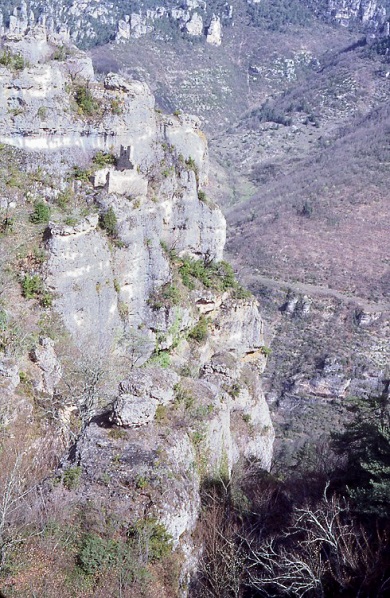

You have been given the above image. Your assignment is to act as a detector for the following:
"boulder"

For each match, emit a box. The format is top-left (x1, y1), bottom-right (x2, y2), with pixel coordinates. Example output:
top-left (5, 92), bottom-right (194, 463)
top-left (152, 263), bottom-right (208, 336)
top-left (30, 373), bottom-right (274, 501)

top-left (31, 337), bottom-right (62, 396)
top-left (111, 367), bottom-right (179, 426)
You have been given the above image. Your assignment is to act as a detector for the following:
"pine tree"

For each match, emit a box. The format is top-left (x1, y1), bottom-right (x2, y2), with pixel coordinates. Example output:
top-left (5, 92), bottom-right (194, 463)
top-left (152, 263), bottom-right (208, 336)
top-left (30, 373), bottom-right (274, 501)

top-left (332, 393), bottom-right (390, 517)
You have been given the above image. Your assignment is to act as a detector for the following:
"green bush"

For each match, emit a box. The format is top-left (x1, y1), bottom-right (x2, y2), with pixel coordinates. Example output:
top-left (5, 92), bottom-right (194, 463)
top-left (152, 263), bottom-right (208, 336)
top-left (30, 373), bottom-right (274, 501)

top-left (6, 168), bottom-right (25, 189)
top-left (30, 202), bottom-right (51, 224)
top-left (233, 285), bottom-right (252, 300)
top-left (21, 274), bottom-right (43, 299)
top-left (52, 45), bottom-right (71, 61)
top-left (148, 284), bottom-right (181, 310)
top-left (110, 99), bottom-right (123, 115)
top-left (161, 167), bottom-right (174, 178)
top-left (179, 257), bottom-right (212, 290)
top-left (62, 466), bottom-right (82, 490)
top-left (174, 383), bottom-right (195, 409)
top-left (74, 85), bottom-right (100, 116)
top-left (72, 166), bottom-right (92, 182)
top-left (185, 157), bottom-right (196, 169)
top-left (92, 151), bottom-right (116, 168)
top-left (37, 106), bottom-right (47, 120)
top-left (128, 519), bottom-right (172, 562)
top-left (332, 394), bottom-right (390, 517)
top-left (64, 216), bottom-right (78, 226)
top-left (99, 206), bottom-right (118, 237)
top-left (148, 350), bottom-right (171, 368)
top-left (0, 49), bottom-right (26, 71)
top-left (188, 316), bottom-right (208, 343)
top-left (21, 274), bottom-right (52, 307)
top-left (185, 156), bottom-right (198, 182)
top-left (192, 430), bottom-right (205, 446)
top-left (78, 533), bottom-right (119, 575)
top-left (260, 346), bottom-right (272, 357)
top-left (198, 190), bottom-right (207, 202)
top-left (135, 474), bottom-right (149, 489)
top-left (179, 257), bottom-right (243, 294)
top-left (40, 291), bottom-right (53, 308)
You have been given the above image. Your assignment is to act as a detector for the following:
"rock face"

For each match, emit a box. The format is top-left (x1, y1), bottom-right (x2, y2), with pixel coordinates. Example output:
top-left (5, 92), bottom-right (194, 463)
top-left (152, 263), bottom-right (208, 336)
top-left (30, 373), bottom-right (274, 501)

top-left (0, 358), bottom-right (20, 396)
top-left (0, 0), bottom-right (388, 55)
top-left (111, 368), bottom-right (180, 427)
top-left (290, 356), bottom-right (351, 399)
top-left (0, 69), bottom-right (157, 165)
top-left (0, 30), bottom-right (274, 586)
top-left (67, 421), bottom-right (201, 549)
top-left (65, 345), bottom-right (274, 552)
top-left (46, 219), bottom-right (122, 349)
top-left (206, 14), bottom-right (222, 46)
top-left (31, 337), bottom-right (62, 395)
top-left (186, 12), bottom-right (204, 36)
top-left (0, 0), bottom-right (234, 48)
top-left (328, 0), bottom-right (387, 28)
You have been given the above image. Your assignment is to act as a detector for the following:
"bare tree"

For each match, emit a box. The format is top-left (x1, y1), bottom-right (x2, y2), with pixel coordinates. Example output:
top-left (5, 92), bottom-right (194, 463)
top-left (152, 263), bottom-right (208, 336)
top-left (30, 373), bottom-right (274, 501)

top-left (195, 481), bottom-right (246, 598)
top-left (0, 426), bottom-right (58, 568)
top-left (246, 487), bottom-right (387, 597)
top-left (115, 326), bottom-right (154, 369)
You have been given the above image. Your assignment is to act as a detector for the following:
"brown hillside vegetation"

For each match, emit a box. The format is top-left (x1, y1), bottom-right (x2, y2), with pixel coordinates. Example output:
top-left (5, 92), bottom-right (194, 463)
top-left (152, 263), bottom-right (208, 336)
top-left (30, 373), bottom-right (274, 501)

top-left (226, 102), bottom-right (390, 301)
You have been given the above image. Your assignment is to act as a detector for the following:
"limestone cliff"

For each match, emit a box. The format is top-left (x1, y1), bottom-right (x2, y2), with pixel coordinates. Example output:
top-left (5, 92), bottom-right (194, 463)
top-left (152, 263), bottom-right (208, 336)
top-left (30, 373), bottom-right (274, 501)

top-left (0, 0), bottom-right (231, 48)
top-left (328, 0), bottom-right (388, 29)
top-left (1, 0), bottom-right (388, 52)
top-left (0, 27), bottom-right (274, 591)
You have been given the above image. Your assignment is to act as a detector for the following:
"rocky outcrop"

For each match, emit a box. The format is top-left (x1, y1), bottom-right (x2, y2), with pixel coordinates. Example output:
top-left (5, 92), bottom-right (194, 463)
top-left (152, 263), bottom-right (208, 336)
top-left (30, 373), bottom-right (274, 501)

top-left (290, 356), bottom-right (351, 399)
top-left (246, 0), bottom-right (389, 30)
top-left (64, 348), bottom-right (274, 548)
top-left (0, 1), bottom-right (234, 48)
top-left (31, 337), bottom-right (62, 396)
top-left (186, 12), bottom-right (204, 36)
top-left (206, 14), bottom-right (222, 46)
top-left (0, 59), bottom-right (208, 178)
top-left (1, 0), bottom-right (388, 55)
top-left (111, 368), bottom-right (180, 427)
top-left (0, 53), bottom-right (219, 351)
top-left (63, 420), bottom-right (201, 548)
top-left (46, 220), bottom-right (122, 349)
top-left (0, 358), bottom-right (20, 395)
top-left (0, 30), bottom-right (274, 591)
top-left (0, 68), bottom-right (158, 167)
top-left (328, 0), bottom-right (387, 29)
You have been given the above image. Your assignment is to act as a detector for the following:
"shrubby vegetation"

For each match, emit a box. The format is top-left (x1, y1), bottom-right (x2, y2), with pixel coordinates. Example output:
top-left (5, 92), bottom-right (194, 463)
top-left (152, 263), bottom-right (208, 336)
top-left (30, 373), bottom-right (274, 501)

top-left (0, 48), bottom-right (26, 71)
top-left (247, 0), bottom-right (314, 31)
top-left (192, 393), bottom-right (390, 597)
top-left (188, 315), bottom-right (209, 343)
top-left (52, 45), bottom-right (72, 61)
top-left (147, 283), bottom-right (181, 310)
top-left (0, 483), bottom-right (177, 597)
top-left (178, 256), bottom-right (246, 295)
top-left (99, 206), bottom-right (118, 238)
top-left (92, 151), bottom-right (116, 168)
top-left (29, 201), bottom-right (51, 224)
top-left (21, 273), bottom-right (52, 306)
top-left (158, 244), bottom-right (252, 302)
top-left (332, 394), bottom-right (390, 518)
top-left (246, 101), bottom-right (293, 128)
top-left (74, 84), bottom-right (100, 116)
